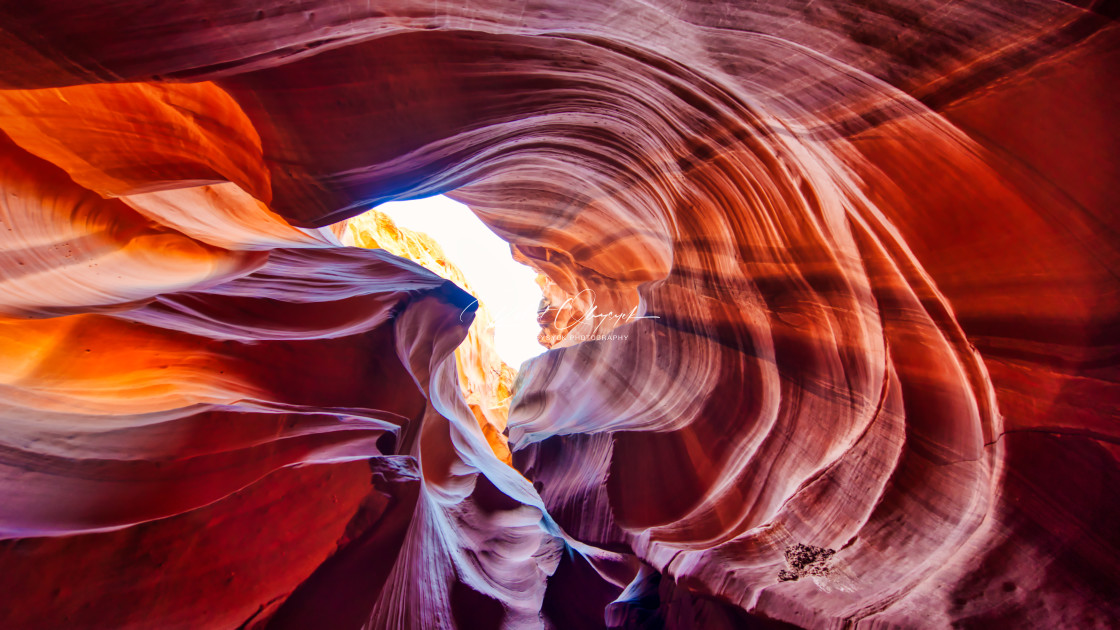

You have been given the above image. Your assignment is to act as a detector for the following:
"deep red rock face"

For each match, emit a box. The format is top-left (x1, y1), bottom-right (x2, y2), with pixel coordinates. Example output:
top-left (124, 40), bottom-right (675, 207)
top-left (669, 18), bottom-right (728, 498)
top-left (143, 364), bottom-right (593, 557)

top-left (0, 2), bottom-right (1118, 629)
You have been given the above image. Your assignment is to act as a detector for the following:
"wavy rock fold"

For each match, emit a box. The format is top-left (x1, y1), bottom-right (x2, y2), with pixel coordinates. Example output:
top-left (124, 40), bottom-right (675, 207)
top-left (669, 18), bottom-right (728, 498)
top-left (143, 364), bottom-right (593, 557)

top-left (0, 1), bottom-right (1117, 628)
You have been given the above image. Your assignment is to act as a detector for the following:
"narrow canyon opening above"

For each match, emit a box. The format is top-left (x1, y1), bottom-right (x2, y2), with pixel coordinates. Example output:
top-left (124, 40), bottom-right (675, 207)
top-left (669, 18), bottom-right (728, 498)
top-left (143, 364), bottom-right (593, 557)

top-left (343, 194), bottom-right (547, 368)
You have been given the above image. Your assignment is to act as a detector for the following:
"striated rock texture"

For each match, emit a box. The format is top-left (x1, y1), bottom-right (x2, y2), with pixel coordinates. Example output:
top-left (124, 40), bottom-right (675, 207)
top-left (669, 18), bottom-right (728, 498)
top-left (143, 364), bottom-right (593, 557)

top-left (342, 210), bottom-right (517, 464)
top-left (0, 1), bottom-right (1117, 629)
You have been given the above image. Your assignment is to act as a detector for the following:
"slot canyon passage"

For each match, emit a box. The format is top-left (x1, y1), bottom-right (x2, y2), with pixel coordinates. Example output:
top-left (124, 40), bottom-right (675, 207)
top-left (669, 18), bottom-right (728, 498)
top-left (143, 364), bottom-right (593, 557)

top-left (0, 0), bottom-right (1117, 628)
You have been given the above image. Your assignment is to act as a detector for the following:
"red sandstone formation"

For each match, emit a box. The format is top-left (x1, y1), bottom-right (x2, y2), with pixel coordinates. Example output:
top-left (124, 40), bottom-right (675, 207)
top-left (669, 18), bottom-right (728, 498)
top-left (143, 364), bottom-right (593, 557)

top-left (0, 1), bottom-right (1117, 629)
top-left (342, 210), bottom-right (517, 464)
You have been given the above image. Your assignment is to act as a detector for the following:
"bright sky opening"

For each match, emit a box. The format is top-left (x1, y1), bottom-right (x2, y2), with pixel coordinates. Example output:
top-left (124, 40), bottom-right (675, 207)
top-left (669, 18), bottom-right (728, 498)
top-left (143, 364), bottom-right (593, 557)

top-left (377, 195), bottom-right (547, 368)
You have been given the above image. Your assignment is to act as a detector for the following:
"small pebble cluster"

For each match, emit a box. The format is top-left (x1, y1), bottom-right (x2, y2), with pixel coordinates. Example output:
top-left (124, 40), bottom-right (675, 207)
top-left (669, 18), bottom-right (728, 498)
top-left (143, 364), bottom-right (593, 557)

top-left (778, 543), bottom-right (836, 582)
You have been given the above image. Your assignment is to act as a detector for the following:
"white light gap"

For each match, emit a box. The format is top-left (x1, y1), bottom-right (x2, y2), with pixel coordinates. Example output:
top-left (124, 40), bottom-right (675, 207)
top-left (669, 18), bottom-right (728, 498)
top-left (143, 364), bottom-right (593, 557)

top-left (377, 195), bottom-right (546, 368)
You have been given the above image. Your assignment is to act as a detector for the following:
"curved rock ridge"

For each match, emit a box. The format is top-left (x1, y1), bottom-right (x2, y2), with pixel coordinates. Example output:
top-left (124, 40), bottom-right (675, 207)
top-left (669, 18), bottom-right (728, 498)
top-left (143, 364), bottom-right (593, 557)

top-left (0, 70), bottom-right (560, 630)
top-left (342, 209), bottom-right (518, 464)
top-left (0, 1), bottom-right (1117, 629)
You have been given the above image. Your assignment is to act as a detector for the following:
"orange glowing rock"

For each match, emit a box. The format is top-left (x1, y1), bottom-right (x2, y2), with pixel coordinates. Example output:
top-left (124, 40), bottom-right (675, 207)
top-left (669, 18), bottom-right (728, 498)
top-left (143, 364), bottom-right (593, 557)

top-left (0, 2), bottom-right (1116, 629)
top-left (341, 209), bottom-right (516, 464)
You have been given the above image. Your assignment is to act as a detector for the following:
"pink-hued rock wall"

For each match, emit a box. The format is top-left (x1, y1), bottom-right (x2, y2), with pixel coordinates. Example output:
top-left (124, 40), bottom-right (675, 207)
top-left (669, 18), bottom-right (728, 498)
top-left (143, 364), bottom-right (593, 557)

top-left (0, 2), bottom-right (1116, 628)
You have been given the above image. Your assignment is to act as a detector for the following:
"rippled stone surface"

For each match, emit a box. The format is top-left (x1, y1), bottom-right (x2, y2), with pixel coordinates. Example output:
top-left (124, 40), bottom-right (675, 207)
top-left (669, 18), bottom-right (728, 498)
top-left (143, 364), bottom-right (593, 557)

top-left (342, 209), bottom-right (517, 464)
top-left (0, 1), bottom-right (1117, 628)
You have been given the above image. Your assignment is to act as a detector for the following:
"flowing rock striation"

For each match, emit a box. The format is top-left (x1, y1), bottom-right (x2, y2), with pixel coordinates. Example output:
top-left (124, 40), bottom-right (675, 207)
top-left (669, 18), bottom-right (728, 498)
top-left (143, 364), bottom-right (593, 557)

top-left (342, 209), bottom-right (517, 464)
top-left (0, 1), bottom-right (1117, 629)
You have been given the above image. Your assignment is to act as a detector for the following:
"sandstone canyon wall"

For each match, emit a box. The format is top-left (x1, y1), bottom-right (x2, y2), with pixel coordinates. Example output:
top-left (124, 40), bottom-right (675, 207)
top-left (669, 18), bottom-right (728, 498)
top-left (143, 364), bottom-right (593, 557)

top-left (341, 210), bottom-right (516, 464)
top-left (0, 1), bottom-right (1117, 629)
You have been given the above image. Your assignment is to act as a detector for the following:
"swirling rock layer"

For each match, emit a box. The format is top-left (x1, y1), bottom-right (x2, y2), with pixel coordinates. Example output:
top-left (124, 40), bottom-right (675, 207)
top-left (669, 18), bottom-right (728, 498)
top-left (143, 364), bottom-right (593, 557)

top-left (0, 2), bottom-right (1117, 629)
top-left (341, 210), bottom-right (516, 463)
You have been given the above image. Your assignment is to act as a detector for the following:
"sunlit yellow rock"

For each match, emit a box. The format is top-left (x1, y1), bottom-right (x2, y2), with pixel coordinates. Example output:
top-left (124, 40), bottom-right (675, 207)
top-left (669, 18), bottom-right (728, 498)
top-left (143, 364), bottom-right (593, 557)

top-left (342, 209), bottom-right (516, 464)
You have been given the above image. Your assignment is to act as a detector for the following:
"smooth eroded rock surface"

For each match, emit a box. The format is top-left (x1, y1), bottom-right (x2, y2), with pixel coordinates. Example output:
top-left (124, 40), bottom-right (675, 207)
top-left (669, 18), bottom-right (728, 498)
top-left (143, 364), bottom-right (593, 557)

top-left (0, 1), bottom-right (1117, 628)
